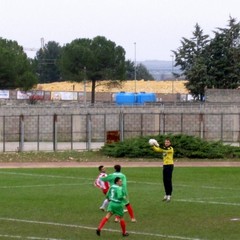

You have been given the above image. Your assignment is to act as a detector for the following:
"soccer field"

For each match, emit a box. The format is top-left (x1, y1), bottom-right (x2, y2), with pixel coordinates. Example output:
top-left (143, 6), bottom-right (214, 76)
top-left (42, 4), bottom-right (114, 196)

top-left (0, 167), bottom-right (239, 240)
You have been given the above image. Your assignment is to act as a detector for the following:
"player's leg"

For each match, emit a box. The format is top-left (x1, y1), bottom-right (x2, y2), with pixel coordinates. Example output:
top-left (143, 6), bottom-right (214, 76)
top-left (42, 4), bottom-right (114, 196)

top-left (115, 204), bottom-right (129, 236)
top-left (163, 165), bottom-right (174, 202)
top-left (125, 203), bottom-right (136, 222)
top-left (99, 198), bottom-right (109, 211)
top-left (162, 165), bottom-right (169, 200)
top-left (119, 217), bottom-right (129, 237)
top-left (96, 212), bottom-right (112, 236)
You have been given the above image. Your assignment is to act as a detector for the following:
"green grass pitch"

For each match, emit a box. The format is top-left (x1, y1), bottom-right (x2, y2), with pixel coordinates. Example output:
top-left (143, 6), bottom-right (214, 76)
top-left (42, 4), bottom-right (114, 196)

top-left (0, 166), bottom-right (240, 240)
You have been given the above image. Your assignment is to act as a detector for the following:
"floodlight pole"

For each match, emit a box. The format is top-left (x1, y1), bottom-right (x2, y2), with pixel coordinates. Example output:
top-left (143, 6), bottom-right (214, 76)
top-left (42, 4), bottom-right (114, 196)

top-left (84, 67), bottom-right (87, 107)
top-left (134, 42), bottom-right (137, 93)
top-left (171, 55), bottom-right (174, 94)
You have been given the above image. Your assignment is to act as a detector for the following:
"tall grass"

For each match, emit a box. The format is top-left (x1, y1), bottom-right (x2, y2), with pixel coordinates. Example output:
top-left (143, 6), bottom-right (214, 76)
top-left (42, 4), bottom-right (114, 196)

top-left (0, 167), bottom-right (239, 239)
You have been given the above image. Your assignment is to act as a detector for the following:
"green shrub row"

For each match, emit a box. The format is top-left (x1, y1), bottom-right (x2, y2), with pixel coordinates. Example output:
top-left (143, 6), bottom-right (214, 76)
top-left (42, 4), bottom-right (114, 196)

top-left (100, 134), bottom-right (240, 159)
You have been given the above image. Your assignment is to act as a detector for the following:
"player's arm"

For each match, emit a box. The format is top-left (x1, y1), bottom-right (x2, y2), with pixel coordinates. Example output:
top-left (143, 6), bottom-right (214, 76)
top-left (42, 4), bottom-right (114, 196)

top-left (152, 145), bottom-right (163, 153)
top-left (106, 187), bottom-right (111, 200)
top-left (94, 175), bottom-right (102, 188)
top-left (152, 145), bottom-right (173, 154)
top-left (122, 176), bottom-right (128, 196)
top-left (94, 179), bottom-right (100, 188)
top-left (100, 174), bottom-right (113, 182)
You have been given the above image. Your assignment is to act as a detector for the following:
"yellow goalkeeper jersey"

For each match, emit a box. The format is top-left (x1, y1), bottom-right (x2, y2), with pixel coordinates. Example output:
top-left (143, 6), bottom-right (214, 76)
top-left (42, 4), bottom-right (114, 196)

top-left (152, 145), bottom-right (174, 165)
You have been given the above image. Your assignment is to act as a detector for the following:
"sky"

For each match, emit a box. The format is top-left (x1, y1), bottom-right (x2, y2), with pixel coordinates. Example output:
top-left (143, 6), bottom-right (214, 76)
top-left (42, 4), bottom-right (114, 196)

top-left (1, 0), bottom-right (240, 61)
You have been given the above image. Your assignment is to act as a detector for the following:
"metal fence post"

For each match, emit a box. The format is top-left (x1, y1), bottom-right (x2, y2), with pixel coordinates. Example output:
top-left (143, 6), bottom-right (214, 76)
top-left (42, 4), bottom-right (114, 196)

top-left (71, 114), bottom-right (73, 150)
top-left (86, 113), bottom-right (91, 150)
top-left (19, 114), bottom-right (24, 152)
top-left (3, 116), bottom-right (6, 152)
top-left (180, 113), bottom-right (183, 134)
top-left (221, 113), bottom-right (223, 141)
top-left (159, 113), bottom-right (163, 135)
top-left (238, 113), bottom-right (240, 146)
top-left (119, 111), bottom-right (124, 141)
top-left (162, 113), bottom-right (166, 134)
top-left (53, 114), bottom-right (57, 151)
top-left (37, 115), bottom-right (40, 151)
top-left (104, 113), bottom-right (107, 143)
top-left (199, 113), bottom-right (204, 139)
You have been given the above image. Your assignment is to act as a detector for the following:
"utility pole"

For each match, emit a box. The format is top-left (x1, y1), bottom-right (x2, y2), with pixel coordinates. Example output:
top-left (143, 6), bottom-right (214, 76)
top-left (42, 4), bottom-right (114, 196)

top-left (41, 37), bottom-right (45, 50)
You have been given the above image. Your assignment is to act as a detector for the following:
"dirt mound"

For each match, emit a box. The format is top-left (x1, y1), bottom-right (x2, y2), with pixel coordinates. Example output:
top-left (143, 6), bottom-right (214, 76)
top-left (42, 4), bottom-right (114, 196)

top-left (36, 80), bottom-right (189, 94)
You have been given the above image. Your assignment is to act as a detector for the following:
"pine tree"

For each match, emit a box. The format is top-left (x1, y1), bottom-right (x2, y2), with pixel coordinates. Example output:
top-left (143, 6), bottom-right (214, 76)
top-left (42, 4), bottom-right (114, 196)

top-left (173, 17), bottom-right (240, 101)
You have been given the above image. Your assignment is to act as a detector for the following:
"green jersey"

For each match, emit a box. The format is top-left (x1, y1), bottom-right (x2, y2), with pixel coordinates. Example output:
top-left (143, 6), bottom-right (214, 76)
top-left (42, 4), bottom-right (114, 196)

top-left (101, 172), bottom-right (128, 196)
top-left (106, 184), bottom-right (125, 203)
top-left (106, 183), bottom-right (126, 217)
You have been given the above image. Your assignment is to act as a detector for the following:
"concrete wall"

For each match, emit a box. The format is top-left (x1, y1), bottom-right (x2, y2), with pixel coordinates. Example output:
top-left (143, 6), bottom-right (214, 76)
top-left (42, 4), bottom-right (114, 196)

top-left (1, 89), bottom-right (240, 151)
top-left (0, 102), bottom-right (239, 144)
top-left (205, 89), bottom-right (240, 102)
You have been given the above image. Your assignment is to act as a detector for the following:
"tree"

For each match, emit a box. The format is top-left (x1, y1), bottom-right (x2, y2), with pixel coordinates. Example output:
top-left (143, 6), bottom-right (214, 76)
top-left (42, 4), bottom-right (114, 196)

top-left (34, 41), bottom-right (62, 83)
top-left (125, 60), bottom-right (135, 80)
top-left (172, 23), bottom-right (209, 100)
top-left (125, 60), bottom-right (154, 80)
top-left (204, 17), bottom-right (240, 89)
top-left (173, 18), bottom-right (240, 100)
top-left (136, 63), bottom-right (154, 80)
top-left (60, 36), bottom-right (126, 104)
top-left (0, 38), bottom-right (38, 90)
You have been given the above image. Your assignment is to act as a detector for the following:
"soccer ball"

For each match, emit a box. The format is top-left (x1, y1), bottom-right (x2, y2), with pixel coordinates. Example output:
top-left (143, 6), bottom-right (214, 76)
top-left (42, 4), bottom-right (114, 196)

top-left (148, 139), bottom-right (159, 147)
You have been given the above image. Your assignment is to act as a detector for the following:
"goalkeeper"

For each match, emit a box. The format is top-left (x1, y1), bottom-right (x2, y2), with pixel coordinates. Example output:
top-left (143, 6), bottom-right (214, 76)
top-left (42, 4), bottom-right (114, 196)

top-left (150, 138), bottom-right (174, 202)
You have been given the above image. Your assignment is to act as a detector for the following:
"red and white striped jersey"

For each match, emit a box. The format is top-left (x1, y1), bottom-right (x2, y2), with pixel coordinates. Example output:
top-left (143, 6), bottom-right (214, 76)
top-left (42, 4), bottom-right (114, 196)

top-left (94, 172), bottom-right (110, 192)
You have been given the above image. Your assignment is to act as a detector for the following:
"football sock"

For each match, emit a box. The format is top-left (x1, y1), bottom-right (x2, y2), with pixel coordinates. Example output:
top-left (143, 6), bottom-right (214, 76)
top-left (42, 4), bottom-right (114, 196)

top-left (98, 217), bottom-right (108, 230)
top-left (120, 219), bottom-right (126, 234)
top-left (126, 203), bottom-right (135, 219)
top-left (102, 199), bottom-right (109, 208)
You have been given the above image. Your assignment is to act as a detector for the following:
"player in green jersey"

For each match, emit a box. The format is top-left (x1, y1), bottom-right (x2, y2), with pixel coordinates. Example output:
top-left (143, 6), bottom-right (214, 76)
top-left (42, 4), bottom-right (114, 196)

top-left (96, 177), bottom-right (129, 237)
top-left (100, 164), bottom-right (136, 222)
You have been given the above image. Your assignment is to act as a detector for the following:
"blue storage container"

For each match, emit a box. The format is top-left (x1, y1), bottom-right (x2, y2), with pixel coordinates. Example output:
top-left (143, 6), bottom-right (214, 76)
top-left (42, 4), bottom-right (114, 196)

top-left (115, 92), bottom-right (136, 105)
top-left (136, 92), bottom-right (156, 104)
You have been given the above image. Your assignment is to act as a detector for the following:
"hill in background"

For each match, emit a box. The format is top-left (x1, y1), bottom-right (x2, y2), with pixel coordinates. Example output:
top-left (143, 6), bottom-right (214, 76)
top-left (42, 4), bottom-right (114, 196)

top-left (139, 60), bottom-right (182, 80)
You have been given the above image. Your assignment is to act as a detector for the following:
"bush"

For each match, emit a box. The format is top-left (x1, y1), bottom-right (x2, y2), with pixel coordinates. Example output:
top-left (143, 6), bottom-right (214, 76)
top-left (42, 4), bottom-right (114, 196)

top-left (100, 134), bottom-right (240, 159)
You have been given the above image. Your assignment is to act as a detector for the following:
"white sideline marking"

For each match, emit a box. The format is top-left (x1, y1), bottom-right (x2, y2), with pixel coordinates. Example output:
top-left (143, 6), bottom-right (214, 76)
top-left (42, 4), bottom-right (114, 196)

top-left (0, 183), bottom-right (90, 189)
top-left (176, 199), bottom-right (240, 206)
top-left (131, 181), bottom-right (239, 191)
top-left (174, 183), bottom-right (237, 191)
top-left (0, 217), bottom-right (205, 240)
top-left (2, 171), bottom-right (238, 191)
top-left (0, 171), bottom-right (93, 181)
top-left (201, 185), bottom-right (236, 190)
top-left (0, 234), bottom-right (63, 240)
